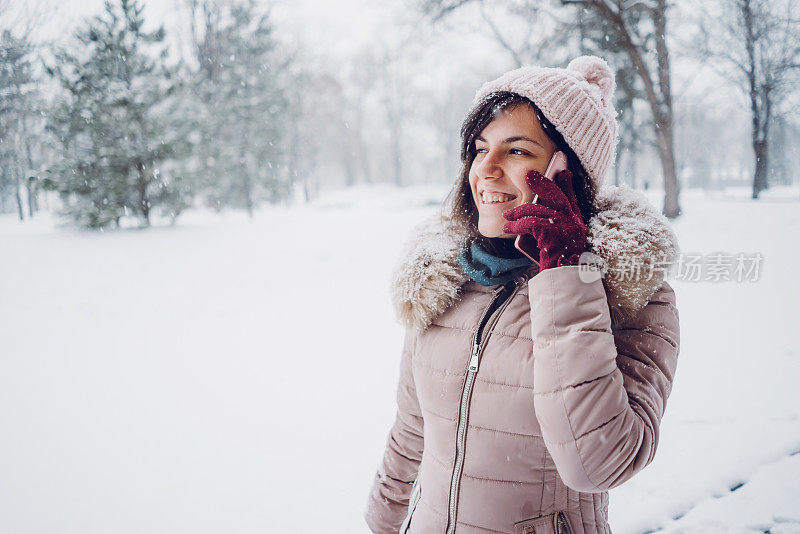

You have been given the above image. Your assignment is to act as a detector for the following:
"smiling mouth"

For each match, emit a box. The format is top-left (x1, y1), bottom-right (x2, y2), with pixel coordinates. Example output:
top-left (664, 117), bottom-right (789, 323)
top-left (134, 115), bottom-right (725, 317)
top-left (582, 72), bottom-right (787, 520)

top-left (480, 191), bottom-right (518, 205)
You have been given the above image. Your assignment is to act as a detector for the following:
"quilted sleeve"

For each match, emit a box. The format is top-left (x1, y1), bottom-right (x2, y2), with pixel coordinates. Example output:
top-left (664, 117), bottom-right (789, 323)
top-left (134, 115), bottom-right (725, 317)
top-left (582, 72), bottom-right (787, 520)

top-left (364, 328), bottom-right (424, 533)
top-left (529, 265), bottom-right (680, 493)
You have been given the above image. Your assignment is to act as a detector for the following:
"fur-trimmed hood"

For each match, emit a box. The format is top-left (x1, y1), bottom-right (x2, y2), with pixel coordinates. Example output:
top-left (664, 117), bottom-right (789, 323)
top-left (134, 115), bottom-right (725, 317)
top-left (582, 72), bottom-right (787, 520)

top-left (390, 185), bottom-right (680, 332)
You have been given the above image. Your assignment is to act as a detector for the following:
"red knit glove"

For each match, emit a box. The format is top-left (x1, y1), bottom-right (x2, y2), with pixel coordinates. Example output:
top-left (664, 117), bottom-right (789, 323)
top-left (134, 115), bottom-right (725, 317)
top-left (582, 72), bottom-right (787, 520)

top-left (501, 169), bottom-right (588, 270)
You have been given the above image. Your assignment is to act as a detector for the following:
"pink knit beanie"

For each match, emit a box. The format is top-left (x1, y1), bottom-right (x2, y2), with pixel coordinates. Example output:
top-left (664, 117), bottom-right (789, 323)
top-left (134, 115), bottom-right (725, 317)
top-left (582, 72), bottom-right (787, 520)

top-left (473, 56), bottom-right (619, 188)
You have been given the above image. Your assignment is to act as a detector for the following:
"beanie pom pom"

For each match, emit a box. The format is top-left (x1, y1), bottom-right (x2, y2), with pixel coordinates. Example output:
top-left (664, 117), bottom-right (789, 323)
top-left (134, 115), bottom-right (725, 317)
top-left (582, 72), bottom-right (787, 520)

top-left (567, 55), bottom-right (615, 105)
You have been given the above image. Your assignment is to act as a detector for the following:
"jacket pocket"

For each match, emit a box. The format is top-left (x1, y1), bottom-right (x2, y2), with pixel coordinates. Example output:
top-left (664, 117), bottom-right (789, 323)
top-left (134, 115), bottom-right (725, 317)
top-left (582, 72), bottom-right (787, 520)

top-left (513, 511), bottom-right (573, 534)
top-left (398, 478), bottom-right (422, 534)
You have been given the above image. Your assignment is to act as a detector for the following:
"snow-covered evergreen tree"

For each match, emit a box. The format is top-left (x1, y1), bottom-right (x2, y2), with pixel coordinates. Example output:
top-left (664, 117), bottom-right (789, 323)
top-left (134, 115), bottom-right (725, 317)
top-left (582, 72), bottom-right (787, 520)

top-left (44, 0), bottom-right (188, 228)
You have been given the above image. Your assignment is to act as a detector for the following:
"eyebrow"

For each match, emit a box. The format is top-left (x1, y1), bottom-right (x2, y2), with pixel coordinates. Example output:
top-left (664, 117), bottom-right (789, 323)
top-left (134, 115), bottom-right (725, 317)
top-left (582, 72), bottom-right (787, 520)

top-left (475, 135), bottom-right (546, 149)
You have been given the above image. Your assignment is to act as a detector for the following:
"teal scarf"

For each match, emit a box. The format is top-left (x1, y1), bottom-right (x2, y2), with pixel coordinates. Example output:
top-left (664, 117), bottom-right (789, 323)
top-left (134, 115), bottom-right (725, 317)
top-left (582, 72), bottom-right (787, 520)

top-left (457, 239), bottom-right (535, 286)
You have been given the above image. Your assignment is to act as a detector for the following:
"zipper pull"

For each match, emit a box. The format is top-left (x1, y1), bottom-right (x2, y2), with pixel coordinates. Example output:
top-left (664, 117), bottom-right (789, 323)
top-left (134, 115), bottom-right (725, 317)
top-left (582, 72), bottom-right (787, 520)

top-left (468, 342), bottom-right (480, 372)
top-left (515, 273), bottom-right (531, 286)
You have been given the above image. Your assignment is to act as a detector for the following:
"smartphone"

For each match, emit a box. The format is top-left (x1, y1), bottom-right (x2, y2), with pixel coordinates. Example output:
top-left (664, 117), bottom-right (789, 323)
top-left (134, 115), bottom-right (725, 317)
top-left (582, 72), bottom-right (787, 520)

top-left (532, 151), bottom-right (568, 204)
top-left (513, 151), bottom-right (568, 263)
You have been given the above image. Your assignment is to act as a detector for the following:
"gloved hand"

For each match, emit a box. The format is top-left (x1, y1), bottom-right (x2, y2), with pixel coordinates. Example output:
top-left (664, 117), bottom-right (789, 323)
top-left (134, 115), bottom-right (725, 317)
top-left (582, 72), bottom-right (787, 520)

top-left (501, 169), bottom-right (588, 270)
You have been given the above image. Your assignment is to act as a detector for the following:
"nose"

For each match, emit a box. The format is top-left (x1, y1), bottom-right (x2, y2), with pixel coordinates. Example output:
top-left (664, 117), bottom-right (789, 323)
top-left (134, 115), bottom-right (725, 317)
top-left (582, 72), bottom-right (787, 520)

top-left (474, 148), bottom-right (503, 180)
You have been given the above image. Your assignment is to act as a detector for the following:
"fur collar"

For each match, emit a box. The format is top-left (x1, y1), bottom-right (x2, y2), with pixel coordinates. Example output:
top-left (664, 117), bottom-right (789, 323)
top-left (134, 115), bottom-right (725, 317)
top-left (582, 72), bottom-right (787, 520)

top-left (390, 185), bottom-right (680, 332)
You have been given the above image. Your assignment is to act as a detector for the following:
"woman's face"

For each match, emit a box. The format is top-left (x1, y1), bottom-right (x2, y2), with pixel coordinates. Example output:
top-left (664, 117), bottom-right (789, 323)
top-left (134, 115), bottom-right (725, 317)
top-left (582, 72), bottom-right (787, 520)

top-left (468, 103), bottom-right (558, 238)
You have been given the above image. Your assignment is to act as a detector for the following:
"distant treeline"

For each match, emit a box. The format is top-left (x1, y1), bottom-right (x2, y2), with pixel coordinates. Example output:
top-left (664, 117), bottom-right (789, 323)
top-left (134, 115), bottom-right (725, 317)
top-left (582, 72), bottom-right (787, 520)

top-left (1, 0), bottom-right (798, 228)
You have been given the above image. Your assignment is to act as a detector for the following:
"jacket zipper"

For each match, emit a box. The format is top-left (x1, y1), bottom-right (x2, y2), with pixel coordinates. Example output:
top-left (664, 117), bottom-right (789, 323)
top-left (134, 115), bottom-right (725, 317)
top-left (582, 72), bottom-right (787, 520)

top-left (556, 510), bottom-right (571, 534)
top-left (444, 274), bottom-right (530, 534)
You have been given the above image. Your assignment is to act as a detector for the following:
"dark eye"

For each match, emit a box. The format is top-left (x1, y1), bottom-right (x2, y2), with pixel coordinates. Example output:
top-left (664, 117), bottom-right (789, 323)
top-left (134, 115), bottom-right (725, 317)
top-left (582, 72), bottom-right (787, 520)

top-left (510, 148), bottom-right (529, 155)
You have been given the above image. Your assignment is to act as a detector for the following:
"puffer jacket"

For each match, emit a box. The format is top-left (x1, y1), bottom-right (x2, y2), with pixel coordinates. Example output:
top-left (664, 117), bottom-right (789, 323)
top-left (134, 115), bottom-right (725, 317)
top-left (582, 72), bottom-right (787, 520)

top-left (364, 185), bottom-right (681, 534)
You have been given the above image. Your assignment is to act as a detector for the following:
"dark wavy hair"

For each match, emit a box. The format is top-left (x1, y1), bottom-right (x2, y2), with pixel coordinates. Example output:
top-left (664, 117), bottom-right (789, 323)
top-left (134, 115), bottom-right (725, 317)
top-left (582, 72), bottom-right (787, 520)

top-left (442, 91), bottom-right (597, 258)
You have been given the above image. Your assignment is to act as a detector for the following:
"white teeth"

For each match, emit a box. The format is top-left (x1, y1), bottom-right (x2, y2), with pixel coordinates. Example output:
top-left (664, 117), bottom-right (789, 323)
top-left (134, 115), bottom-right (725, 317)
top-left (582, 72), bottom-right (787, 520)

top-left (481, 191), bottom-right (516, 204)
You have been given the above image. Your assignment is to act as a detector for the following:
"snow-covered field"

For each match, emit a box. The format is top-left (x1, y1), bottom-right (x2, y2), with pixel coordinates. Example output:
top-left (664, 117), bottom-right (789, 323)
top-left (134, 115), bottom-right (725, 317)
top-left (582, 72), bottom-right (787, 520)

top-left (1, 184), bottom-right (799, 533)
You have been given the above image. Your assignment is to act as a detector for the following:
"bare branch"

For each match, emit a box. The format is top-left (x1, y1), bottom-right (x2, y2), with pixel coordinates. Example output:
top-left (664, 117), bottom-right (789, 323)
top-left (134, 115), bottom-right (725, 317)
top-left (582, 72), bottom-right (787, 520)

top-left (479, 3), bottom-right (524, 68)
top-left (425, 0), bottom-right (479, 22)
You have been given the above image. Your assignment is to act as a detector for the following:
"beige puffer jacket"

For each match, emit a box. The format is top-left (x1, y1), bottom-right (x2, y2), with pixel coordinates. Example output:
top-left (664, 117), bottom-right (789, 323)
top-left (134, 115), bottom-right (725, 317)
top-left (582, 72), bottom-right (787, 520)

top-left (364, 185), bottom-right (681, 534)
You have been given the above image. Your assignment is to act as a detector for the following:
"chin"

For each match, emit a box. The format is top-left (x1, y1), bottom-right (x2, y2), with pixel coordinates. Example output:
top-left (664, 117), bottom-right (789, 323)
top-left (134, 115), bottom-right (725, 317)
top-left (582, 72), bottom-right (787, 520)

top-left (478, 219), bottom-right (513, 239)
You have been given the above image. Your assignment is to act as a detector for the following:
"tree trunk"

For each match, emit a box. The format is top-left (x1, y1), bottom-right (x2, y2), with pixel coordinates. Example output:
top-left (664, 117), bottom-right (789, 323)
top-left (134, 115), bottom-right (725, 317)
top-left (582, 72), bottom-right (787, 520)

top-left (25, 146), bottom-right (39, 217)
top-left (13, 152), bottom-right (24, 221)
top-left (654, 0), bottom-right (680, 218)
top-left (741, 0), bottom-right (770, 199)
top-left (136, 160), bottom-right (150, 226)
top-left (657, 121), bottom-right (681, 217)
top-left (353, 109), bottom-right (372, 184)
top-left (286, 111), bottom-right (300, 201)
top-left (625, 145), bottom-right (636, 187)
top-left (389, 117), bottom-right (402, 186)
top-left (25, 178), bottom-right (35, 217)
top-left (392, 148), bottom-right (402, 187)
top-left (22, 115), bottom-right (38, 216)
top-left (752, 139), bottom-right (768, 198)
top-left (238, 152), bottom-right (254, 218)
top-left (242, 175), bottom-right (254, 218)
top-left (343, 152), bottom-right (357, 187)
top-left (14, 173), bottom-right (24, 221)
top-left (385, 87), bottom-right (403, 186)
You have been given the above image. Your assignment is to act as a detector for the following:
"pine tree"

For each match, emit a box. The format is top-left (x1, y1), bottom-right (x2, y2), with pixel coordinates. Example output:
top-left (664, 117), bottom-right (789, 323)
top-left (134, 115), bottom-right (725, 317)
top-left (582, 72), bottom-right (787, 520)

top-left (187, 0), bottom-right (290, 216)
top-left (44, 0), bottom-right (188, 228)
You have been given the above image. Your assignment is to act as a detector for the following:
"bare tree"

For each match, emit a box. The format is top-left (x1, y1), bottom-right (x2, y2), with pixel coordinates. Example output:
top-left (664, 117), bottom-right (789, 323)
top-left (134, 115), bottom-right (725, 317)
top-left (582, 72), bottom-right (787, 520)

top-left (571, 5), bottom-right (649, 189)
top-left (695, 0), bottom-right (800, 198)
top-left (561, 0), bottom-right (680, 217)
top-left (476, 2), bottom-right (564, 68)
top-left (355, 34), bottom-right (420, 188)
top-left (422, 0), bottom-right (682, 218)
top-left (380, 53), bottom-right (407, 187)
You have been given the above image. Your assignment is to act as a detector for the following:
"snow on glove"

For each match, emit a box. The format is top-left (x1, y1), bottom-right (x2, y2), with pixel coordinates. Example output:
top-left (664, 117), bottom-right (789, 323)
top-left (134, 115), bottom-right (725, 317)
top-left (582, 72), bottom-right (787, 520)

top-left (502, 169), bottom-right (588, 270)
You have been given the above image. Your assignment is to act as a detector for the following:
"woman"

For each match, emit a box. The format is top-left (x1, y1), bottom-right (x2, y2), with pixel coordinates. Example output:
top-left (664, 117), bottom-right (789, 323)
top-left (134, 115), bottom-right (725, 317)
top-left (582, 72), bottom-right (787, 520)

top-left (365, 56), bottom-right (680, 534)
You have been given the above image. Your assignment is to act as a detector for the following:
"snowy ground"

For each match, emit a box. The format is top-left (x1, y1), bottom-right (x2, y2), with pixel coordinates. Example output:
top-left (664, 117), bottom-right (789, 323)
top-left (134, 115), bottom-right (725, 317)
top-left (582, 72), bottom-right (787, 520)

top-left (1, 184), bottom-right (799, 533)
